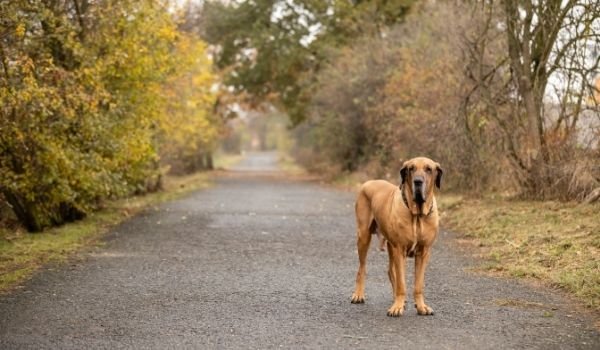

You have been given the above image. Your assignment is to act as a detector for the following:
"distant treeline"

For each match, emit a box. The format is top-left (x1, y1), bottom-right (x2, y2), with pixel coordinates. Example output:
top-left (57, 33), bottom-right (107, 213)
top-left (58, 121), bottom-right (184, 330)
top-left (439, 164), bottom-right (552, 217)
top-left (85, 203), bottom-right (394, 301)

top-left (0, 0), bottom-right (220, 231)
top-left (200, 0), bottom-right (600, 201)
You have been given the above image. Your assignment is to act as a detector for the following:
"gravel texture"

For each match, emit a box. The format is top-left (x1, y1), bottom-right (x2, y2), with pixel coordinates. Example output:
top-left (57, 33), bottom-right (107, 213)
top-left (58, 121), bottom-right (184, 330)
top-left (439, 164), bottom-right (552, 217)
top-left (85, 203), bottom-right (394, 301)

top-left (1, 152), bottom-right (598, 349)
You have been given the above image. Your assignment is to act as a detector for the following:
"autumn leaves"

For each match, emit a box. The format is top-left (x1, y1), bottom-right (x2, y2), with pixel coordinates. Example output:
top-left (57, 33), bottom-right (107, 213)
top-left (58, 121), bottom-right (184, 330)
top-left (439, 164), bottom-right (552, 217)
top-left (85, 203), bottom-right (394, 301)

top-left (0, 1), bottom-right (219, 231)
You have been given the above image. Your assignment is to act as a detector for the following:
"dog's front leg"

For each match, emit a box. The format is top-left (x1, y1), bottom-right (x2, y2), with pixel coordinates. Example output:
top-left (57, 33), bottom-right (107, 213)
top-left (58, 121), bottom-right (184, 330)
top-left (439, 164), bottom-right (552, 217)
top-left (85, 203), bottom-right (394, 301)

top-left (386, 244), bottom-right (406, 317)
top-left (414, 247), bottom-right (434, 315)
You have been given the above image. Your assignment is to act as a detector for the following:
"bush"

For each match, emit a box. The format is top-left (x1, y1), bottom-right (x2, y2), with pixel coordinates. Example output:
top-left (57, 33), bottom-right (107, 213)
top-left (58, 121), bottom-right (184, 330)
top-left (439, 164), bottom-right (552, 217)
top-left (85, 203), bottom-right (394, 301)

top-left (295, 3), bottom-right (483, 190)
top-left (0, 0), bottom-right (219, 231)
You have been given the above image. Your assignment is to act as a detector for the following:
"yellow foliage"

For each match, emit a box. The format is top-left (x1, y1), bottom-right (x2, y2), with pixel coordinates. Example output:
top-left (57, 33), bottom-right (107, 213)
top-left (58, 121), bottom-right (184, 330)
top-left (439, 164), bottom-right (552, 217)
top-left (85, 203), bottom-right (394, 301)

top-left (0, 0), bottom-right (220, 231)
top-left (15, 23), bottom-right (25, 37)
top-left (157, 35), bottom-right (219, 172)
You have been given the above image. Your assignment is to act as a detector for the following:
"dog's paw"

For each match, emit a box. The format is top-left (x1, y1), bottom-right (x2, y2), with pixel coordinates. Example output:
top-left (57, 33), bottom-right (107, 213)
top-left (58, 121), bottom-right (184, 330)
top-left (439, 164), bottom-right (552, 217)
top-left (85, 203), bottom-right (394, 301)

top-left (415, 304), bottom-right (434, 316)
top-left (386, 303), bottom-right (405, 317)
top-left (350, 294), bottom-right (365, 304)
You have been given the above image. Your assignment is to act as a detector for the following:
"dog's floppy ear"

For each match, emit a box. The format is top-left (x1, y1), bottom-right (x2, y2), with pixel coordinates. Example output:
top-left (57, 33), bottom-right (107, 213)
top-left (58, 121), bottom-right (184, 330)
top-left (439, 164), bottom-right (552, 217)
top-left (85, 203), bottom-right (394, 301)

top-left (400, 161), bottom-right (409, 185)
top-left (435, 163), bottom-right (443, 189)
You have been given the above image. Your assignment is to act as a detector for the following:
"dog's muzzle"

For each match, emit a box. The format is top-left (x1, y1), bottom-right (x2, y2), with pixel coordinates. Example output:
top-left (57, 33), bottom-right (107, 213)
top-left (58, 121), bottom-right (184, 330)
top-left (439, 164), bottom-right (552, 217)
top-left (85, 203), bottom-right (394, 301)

top-left (413, 177), bottom-right (426, 203)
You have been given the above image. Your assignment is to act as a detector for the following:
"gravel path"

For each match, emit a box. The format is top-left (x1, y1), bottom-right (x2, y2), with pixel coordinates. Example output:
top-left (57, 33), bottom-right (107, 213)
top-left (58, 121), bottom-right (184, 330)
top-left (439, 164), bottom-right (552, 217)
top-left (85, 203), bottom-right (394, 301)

top-left (1, 152), bottom-right (598, 349)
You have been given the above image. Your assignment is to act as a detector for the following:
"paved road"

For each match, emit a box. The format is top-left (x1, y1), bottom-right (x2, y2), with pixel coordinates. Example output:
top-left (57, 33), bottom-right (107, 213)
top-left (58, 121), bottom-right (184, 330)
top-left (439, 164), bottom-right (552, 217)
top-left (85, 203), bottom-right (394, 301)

top-left (228, 151), bottom-right (281, 172)
top-left (1, 152), bottom-right (598, 349)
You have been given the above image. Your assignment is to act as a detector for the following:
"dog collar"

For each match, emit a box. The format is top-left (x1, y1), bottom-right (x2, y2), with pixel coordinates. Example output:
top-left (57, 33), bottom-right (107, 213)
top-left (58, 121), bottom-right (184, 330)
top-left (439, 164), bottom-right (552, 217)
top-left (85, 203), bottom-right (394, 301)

top-left (401, 185), bottom-right (410, 209)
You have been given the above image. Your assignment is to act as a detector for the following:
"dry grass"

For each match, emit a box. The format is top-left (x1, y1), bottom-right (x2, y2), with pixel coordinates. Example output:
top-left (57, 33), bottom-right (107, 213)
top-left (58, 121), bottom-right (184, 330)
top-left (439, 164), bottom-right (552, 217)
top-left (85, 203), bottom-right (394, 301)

top-left (438, 194), bottom-right (600, 310)
top-left (0, 172), bottom-right (212, 292)
top-left (278, 153), bottom-right (308, 175)
top-left (213, 151), bottom-right (244, 170)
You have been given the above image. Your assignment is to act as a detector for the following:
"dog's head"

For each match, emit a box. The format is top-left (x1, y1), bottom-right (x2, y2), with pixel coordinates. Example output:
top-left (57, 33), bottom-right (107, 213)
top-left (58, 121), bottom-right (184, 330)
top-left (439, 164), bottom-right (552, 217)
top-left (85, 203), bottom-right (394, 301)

top-left (400, 157), bottom-right (443, 215)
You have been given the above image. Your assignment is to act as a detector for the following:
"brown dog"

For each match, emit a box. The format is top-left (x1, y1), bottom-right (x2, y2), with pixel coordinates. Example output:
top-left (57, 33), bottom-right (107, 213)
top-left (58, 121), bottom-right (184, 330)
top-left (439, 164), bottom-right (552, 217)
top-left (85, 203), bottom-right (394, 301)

top-left (350, 157), bottom-right (443, 316)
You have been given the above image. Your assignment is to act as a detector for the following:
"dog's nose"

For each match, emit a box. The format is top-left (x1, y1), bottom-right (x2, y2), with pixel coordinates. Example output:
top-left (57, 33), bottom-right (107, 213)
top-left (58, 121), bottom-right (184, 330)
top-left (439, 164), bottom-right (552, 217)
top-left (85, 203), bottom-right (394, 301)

top-left (413, 177), bottom-right (424, 186)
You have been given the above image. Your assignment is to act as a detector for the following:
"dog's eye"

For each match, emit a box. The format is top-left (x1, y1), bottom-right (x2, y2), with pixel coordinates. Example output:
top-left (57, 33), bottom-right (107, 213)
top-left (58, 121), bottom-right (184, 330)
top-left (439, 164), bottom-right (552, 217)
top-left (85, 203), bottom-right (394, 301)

top-left (409, 166), bottom-right (415, 172)
top-left (425, 167), bottom-right (432, 173)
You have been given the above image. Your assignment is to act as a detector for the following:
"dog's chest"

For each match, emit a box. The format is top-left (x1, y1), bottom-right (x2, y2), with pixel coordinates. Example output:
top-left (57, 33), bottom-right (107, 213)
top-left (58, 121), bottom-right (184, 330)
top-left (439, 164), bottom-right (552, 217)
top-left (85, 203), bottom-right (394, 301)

top-left (379, 214), bottom-right (438, 246)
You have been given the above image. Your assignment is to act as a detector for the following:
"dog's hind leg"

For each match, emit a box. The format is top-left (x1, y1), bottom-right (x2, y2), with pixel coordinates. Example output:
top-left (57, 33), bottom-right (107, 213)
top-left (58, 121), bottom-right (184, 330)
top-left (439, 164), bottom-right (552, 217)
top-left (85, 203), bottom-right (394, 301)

top-left (386, 241), bottom-right (397, 293)
top-left (351, 192), bottom-right (373, 304)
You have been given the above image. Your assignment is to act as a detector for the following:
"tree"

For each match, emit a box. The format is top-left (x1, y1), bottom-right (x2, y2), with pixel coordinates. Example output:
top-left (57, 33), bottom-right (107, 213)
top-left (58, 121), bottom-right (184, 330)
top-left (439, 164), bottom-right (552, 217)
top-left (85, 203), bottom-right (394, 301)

top-left (294, 2), bottom-right (470, 184)
top-left (195, 0), bottom-right (415, 124)
top-left (158, 35), bottom-right (220, 174)
top-left (504, 0), bottom-right (597, 156)
top-left (463, 0), bottom-right (600, 198)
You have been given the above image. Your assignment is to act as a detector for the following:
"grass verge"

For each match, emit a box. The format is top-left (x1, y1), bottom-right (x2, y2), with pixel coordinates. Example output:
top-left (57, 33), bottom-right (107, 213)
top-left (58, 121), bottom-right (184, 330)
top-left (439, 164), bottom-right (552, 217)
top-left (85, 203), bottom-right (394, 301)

top-left (0, 172), bottom-right (212, 293)
top-left (213, 151), bottom-right (244, 169)
top-left (278, 152), bottom-right (308, 175)
top-left (438, 194), bottom-right (600, 310)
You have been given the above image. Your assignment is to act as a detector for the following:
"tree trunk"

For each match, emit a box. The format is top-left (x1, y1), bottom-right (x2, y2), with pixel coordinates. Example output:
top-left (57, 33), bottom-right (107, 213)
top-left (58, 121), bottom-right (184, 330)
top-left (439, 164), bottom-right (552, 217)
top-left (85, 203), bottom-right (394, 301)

top-left (205, 153), bottom-right (214, 170)
top-left (522, 85), bottom-right (543, 162)
top-left (2, 190), bottom-right (43, 232)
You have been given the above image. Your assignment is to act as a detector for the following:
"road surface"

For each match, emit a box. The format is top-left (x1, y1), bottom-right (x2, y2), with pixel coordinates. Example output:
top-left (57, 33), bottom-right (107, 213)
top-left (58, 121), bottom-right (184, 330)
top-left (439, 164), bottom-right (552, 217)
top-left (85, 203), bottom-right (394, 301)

top-left (1, 152), bottom-right (598, 349)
